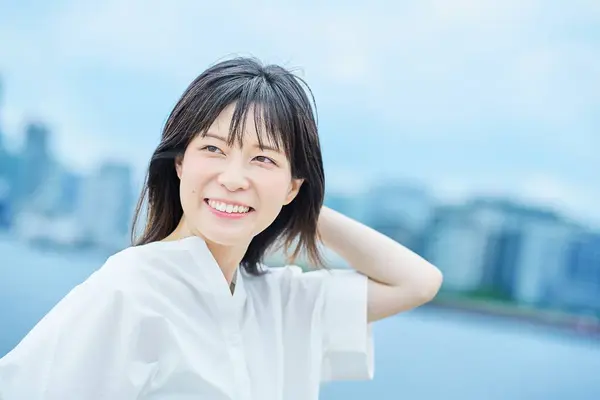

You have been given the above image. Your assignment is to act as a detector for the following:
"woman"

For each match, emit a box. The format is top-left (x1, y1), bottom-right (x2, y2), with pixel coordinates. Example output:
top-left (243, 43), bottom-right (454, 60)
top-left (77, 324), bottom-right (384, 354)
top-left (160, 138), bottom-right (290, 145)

top-left (0, 57), bottom-right (442, 399)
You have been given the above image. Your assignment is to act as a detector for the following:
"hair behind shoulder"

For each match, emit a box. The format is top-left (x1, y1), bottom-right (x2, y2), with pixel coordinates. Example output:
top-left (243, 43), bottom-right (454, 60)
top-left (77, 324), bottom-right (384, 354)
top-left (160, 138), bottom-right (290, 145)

top-left (131, 56), bottom-right (326, 275)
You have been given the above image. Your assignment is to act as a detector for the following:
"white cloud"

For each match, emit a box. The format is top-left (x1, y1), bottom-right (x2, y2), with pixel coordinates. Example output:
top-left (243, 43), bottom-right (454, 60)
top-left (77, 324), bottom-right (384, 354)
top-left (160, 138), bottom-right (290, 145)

top-left (47, 0), bottom-right (379, 88)
top-left (504, 42), bottom-right (600, 123)
top-left (4, 0), bottom-right (599, 132)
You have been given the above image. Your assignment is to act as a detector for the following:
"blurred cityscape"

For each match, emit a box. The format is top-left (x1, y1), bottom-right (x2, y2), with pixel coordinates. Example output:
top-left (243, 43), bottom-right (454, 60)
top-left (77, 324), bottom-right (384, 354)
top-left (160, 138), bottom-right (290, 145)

top-left (0, 79), bottom-right (135, 253)
top-left (0, 76), bottom-right (599, 326)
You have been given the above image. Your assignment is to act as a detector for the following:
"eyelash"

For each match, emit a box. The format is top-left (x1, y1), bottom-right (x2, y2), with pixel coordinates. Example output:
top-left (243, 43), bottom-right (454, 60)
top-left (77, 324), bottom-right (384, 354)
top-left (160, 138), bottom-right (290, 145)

top-left (203, 145), bottom-right (223, 154)
top-left (201, 146), bottom-right (277, 165)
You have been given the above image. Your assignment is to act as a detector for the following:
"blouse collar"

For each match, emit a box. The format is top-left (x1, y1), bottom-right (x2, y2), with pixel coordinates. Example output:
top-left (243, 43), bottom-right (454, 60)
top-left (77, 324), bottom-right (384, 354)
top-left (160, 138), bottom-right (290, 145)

top-left (158, 236), bottom-right (247, 311)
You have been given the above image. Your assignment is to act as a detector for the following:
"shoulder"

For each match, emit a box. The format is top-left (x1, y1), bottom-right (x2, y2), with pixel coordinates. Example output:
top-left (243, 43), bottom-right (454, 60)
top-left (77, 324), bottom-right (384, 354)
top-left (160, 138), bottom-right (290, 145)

top-left (90, 239), bottom-right (224, 307)
top-left (93, 244), bottom-right (146, 279)
top-left (68, 240), bottom-right (192, 317)
top-left (102, 240), bottom-right (165, 269)
top-left (84, 241), bottom-right (167, 297)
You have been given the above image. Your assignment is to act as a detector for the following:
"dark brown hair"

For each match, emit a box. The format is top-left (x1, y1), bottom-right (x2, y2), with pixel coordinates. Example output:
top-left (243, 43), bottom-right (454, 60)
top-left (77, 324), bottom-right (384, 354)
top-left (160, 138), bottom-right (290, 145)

top-left (131, 57), bottom-right (325, 275)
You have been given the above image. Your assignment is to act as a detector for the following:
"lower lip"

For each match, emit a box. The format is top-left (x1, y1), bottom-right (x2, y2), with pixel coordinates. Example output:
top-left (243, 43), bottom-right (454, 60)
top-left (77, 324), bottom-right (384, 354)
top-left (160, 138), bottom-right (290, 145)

top-left (205, 200), bottom-right (252, 220)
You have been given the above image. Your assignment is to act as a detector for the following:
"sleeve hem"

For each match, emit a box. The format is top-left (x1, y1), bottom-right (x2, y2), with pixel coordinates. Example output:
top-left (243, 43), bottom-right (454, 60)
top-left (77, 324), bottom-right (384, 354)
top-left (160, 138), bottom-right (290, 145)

top-left (320, 270), bottom-right (374, 382)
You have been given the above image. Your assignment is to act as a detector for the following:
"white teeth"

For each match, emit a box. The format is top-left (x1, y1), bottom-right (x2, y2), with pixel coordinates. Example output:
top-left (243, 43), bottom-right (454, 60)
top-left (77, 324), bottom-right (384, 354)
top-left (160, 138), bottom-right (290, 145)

top-left (208, 200), bottom-right (250, 214)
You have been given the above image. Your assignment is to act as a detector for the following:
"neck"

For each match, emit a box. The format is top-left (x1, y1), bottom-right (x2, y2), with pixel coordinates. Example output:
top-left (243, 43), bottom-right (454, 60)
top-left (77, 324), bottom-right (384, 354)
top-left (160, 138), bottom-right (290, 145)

top-left (163, 216), bottom-right (248, 285)
top-left (204, 240), bottom-right (246, 284)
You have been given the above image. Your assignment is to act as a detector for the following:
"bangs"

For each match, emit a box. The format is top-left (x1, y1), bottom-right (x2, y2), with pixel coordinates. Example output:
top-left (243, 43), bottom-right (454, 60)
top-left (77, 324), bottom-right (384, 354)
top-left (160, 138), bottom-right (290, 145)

top-left (186, 72), bottom-right (316, 163)
top-left (226, 80), bottom-right (294, 156)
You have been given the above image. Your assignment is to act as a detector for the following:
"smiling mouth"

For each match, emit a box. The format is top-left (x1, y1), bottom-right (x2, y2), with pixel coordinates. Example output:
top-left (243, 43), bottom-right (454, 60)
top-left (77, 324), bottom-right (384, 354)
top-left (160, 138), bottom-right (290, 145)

top-left (204, 199), bottom-right (254, 214)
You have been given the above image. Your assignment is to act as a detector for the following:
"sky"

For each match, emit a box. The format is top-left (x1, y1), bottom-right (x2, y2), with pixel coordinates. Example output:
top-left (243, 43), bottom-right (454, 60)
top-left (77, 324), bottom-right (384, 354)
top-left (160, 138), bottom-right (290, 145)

top-left (0, 0), bottom-right (599, 225)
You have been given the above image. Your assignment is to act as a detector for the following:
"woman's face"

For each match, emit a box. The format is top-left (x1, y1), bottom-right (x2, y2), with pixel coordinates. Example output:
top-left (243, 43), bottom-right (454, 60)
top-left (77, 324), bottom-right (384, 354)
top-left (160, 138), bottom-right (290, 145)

top-left (175, 103), bottom-right (303, 247)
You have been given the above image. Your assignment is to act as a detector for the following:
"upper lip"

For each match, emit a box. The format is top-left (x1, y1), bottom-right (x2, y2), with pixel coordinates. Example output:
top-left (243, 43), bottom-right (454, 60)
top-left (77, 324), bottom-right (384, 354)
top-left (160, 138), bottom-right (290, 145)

top-left (205, 198), bottom-right (253, 209)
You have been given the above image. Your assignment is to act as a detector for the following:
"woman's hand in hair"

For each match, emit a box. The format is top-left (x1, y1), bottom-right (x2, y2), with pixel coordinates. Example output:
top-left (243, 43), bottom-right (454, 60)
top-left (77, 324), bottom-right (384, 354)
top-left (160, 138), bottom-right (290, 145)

top-left (316, 206), bottom-right (443, 322)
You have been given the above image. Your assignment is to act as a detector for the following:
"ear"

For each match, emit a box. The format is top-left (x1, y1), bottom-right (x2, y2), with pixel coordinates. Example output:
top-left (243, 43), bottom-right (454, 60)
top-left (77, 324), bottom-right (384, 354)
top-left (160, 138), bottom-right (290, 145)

top-left (175, 155), bottom-right (183, 179)
top-left (283, 178), bottom-right (304, 205)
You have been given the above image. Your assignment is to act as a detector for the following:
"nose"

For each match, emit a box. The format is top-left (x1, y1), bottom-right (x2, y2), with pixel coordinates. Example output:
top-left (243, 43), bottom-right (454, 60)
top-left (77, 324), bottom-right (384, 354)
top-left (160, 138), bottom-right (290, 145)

top-left (217, 158), bottom-right (250, 192)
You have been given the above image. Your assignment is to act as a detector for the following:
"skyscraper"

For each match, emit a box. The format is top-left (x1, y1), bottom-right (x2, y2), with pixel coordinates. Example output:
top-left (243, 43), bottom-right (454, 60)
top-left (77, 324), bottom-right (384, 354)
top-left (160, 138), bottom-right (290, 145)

top-left (0, 78), bottom-right (16, 227)
top-left (77, 161), bottom-right (134, 251)
top-left (15, 122), bottom-right (52, 211)
top-left (550, 232), bottom-right (600, 313)
top-left (473, 199), bottom-right (579, 305)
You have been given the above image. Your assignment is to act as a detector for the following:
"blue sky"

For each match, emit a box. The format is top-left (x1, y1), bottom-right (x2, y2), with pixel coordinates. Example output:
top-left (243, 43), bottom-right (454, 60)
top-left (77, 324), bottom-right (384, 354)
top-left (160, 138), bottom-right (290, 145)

top-left (0, 0), bottom-right (599, 224)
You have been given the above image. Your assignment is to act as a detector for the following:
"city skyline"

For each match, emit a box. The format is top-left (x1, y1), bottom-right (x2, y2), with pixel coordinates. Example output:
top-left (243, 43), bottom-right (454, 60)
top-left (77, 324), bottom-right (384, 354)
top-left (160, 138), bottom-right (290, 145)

top-left (1, 107), bottom-right (598, 234)
top-left (1, 97), bottom-right (599, 317)
top-left (4, 107), bottom-right (600, 238)
top-left (1, 101), bottom-right (596, 232)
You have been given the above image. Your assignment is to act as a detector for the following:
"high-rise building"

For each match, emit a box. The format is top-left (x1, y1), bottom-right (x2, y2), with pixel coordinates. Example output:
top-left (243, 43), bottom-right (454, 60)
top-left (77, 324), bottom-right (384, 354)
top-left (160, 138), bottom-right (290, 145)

top-left (0, 79), bottom-right (19, 227)
top-left (472, 199), bottom-right (579, 305)
top-left (549, 232), bottom-right (600, 313)
top-left (78, 161), bottom-right (134, 251)
top-left (486, 217), bottom-right (579, 305)
top-left (423, 197), bottom-right (580, 304)
top-left (422, 205), bottom-right (491, 292)
top-left (15, 122), bottom-right (52, 211)
top-left (0, 136), bottom-right (9, 228)
top-left (30, 161), bottom-right (81, 217)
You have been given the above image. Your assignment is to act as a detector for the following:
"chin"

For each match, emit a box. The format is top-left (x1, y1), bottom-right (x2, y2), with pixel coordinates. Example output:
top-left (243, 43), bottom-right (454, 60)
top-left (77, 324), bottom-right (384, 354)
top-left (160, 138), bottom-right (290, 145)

top-left (199, 227), bottom-right (253, 248)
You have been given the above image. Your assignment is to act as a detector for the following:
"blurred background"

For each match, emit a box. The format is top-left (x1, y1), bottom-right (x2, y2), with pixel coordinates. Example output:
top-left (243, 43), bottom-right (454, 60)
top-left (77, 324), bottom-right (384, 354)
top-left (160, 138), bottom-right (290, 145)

top-left (1, 0), bottom-right (599, 399)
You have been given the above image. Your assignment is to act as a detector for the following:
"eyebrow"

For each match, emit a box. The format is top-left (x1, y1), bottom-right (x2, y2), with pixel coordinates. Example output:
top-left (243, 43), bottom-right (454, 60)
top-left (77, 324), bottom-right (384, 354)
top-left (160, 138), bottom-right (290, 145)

top-left (203, 132), bottom-right (281, 153)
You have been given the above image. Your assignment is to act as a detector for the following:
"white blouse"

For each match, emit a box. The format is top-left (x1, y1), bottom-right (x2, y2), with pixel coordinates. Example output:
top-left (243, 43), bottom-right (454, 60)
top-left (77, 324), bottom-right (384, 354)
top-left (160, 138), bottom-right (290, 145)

top-left (0, 236), bottom-right (374, 399)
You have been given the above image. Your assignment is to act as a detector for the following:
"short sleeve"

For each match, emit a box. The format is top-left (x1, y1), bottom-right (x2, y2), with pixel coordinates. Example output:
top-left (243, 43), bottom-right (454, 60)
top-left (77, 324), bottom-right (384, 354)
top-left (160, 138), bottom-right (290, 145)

top-left (0, 269), bottom-right (149, 399)
top-left (320, 269), bottom-right (374, 382)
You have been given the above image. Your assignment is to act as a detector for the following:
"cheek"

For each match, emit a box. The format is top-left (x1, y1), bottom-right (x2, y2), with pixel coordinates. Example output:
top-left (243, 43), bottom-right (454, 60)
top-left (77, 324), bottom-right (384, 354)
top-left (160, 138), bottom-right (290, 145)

top-left (180, 159), bottom-right (208, 197)
top-left (259, 174), bottom-right (292, 204)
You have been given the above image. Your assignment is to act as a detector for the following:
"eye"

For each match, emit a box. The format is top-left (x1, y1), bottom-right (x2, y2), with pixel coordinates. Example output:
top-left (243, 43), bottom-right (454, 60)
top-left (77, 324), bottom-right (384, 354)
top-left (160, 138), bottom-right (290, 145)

top-left (201, 145), bottom-right (224, 154)
top-left (254, 155), bottom-right (276, 165)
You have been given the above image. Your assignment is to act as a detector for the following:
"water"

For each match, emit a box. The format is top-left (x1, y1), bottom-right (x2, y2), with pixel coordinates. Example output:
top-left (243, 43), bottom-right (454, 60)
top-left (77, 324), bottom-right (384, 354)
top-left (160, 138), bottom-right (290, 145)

top-left (1, 237), bottom-right (599, 399)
